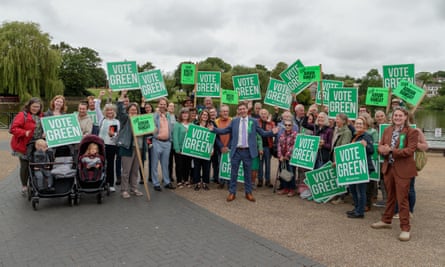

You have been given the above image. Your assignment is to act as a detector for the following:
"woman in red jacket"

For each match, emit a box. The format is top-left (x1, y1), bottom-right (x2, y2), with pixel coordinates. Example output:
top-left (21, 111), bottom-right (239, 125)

top-left (10, 98), bottom-right (44, 194)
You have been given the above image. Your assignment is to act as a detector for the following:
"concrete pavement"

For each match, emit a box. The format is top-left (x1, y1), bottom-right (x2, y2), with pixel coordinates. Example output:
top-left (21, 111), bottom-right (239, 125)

top-left (0, 136), bottom-right (322, 266)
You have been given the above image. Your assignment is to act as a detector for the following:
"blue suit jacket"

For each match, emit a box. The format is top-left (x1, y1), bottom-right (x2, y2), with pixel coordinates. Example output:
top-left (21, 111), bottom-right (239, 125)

top-left (213, 117), bottom-right (274, 158)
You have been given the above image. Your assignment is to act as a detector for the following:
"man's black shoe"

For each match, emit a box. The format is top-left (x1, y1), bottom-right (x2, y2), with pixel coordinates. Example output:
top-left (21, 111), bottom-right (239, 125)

top-left (164, 183), bottom-right (176, 190)
top-left (154, 186), bottom-right (162, 192)
top-left (346, 210), bottom-right (356, 216)
top-left (347, 213), bottom-right (364, 219)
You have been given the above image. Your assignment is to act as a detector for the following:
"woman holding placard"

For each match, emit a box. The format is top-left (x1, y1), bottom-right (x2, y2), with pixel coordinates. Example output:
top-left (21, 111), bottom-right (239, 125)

top-left (345, 116), bottom-right (375, 219)
top-left (302, 111), bottom-right (333, 169)
top-left (372, 107), bottom-right (418, 241)
top-left (116, 90), bottom-right (144, 198)
top-left (95, 90), bottom-right (120, 192)
top-left (192, 109), bottom-right (214, 191)
top-left (330, 113), bottom-right (352, 205)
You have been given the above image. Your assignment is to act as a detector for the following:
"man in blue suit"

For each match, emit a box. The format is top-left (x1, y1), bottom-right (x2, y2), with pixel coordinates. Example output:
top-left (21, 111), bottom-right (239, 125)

top-left (211, 102), bottom-right (278, 202)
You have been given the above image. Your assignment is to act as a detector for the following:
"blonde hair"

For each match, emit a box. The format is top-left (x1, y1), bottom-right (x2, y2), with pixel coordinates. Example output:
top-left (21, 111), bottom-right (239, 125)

top-left (35, 139), bottom-right (47, 149)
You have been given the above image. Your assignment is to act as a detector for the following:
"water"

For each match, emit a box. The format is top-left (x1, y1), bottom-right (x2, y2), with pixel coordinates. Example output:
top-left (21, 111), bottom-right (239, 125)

top-left (414, 110), bottom-right (445, 149)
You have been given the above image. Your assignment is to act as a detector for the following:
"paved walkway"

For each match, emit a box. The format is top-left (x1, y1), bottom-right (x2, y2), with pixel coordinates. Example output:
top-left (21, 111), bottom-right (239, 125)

top-left (0, 141), bottom-right (322, 266)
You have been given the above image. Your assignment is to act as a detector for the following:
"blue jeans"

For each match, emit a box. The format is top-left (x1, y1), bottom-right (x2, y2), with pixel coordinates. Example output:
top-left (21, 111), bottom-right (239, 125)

top-left (229, 149), bottom-right (252, 194)
top-left (151, 139), bottom-right (171, 187)
top-left (350, 183), bottom-right (367, 216)
top-left (258, 147), bottom-right (271, 183)
top-left (395, 178), bottom-right (416, 213)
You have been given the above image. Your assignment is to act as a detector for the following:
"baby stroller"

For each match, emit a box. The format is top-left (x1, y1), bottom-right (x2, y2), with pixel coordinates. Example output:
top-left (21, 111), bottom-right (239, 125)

top-left (27, 143), bottom-right (77, 210)
top-left (76, 134), bottom-right (109, 204)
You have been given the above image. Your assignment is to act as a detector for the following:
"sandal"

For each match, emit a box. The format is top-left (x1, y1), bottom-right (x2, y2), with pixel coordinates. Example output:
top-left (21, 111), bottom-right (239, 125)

top-left (194, 184), bottom-right (200, 191)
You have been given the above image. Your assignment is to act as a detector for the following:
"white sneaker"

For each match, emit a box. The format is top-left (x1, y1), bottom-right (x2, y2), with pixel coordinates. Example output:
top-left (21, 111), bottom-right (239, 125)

top-left (109, 186), bottom-right (116, 192)
top-left (410, 212), bottom-right (414, 218)
top-left (399, 231), bottom-right (410, 241)
top-left (121, 191), bottom-right (130, 199)
top-left (371, 221), bottom-right (392, 229)
top-left (393, 213), bottom-right (399, 219)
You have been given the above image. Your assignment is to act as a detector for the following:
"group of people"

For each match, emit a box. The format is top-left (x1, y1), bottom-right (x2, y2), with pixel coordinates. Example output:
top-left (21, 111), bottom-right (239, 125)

top-left (10, 92), bottom-right (426, 241)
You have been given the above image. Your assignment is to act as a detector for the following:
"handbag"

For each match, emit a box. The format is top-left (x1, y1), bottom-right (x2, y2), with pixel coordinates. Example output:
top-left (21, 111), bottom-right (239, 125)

top-left (279, 162), bottom-right (293, 182)
top-left (415, 150), bottom-right (427, 171)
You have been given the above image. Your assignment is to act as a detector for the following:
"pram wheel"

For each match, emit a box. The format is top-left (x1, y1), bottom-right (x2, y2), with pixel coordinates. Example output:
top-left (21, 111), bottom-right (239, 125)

top-left (105, 183), bottom-right (110, 196)
top-left (96, 192), bottom-right (103, 204)
top-left (31, 199), bottom-right (39, 210)
top-left (68, 195), bottom-right (74, 207)
top-left (27, 186), bottom-right (32, 201)
top-left (74, 195), bottom-right (80, 205)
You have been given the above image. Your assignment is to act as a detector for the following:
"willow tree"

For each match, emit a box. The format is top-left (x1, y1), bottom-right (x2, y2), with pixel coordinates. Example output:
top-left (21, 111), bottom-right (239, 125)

top-left (0, 21), bottom-right (63, 102)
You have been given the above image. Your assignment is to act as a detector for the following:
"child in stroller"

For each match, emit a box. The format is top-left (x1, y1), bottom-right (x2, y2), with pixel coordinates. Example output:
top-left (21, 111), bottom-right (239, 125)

top-left (79, 142), bottom-right (104, 181)
top-left (32, 139), bottom-right (55, 192)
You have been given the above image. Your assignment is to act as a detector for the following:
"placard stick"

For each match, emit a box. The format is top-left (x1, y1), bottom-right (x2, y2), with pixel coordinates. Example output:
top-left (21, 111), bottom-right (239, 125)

top-left (386, 88), bottom-right (392, 115)
top-left (319, 64), bottom-right (324, 112)
top-left (132, 132), bottom-right (151, 201)
top-left (193, 63), bottom-right (199, 108)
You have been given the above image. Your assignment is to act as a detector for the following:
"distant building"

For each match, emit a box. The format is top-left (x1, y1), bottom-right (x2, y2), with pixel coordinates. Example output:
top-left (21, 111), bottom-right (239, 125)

top-left (424, 83), bottom-right (441, 97)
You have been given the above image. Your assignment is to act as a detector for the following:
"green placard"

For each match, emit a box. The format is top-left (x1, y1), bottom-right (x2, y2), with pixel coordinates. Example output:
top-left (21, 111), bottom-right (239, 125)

top-left (316, 80), bottom-right (343, 105)
top-left (196, 71), bottom-right (221, 97)
top-left (328, 87), bottom-right (358, 119)
top-left (334, 142), bottom-right (370, 186)
top-left (106, 61), bottom-right (139, 91)
top-left (370, 144), bottom-right (380, 181)
top-left (219, 151), bottom-right (245, 183)
top-left (378, 124), bottom-right (391, 142)
top-left (304, 162), bottom-right (347, 203)
top-left (41, 114), bottom-right (82, 148)
top-left (139, 69), bottom-right (168, 101)
top-left (290, 135), bottom-right (320, 170)
top-left (393, 80), bottom-right (426, 106)
top-left (298, 65), bottom-right (321, 82)
top-left (264, 78), bottom-right (292, 110)
top-left (279, 59), bottom-right (312, 95)
top-left (382, 64), bottom-right (415, 88)
top-left (87, 111), bottom-right (98, 125)
top-left (130, 114), bottom-right (155, 136)
top-left (181, 64), bottom-right (196, 85)
top-left (232, 73), bottom-right (261, 101)
top-left (181, 124), bottom-right (216, 160)
top-left (365, 87), bottom-right (389, 107)
top-left (221, 89), bottom-right (239, 104)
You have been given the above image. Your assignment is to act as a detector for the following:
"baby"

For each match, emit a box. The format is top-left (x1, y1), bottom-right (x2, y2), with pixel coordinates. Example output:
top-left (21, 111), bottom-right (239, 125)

top-left (33, 139), bottom-right (54, 191)
top-left (81, 143), bottom-right (102, 169)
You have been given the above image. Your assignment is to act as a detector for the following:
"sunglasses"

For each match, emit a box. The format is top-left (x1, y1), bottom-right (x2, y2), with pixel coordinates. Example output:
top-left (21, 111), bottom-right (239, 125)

top-left (284, 124), bottom-right (292, 127)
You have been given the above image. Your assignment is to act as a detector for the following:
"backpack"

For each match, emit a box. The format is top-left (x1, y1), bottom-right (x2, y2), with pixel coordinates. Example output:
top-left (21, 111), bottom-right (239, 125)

top-left (9, 111), bottom-right (27, 134)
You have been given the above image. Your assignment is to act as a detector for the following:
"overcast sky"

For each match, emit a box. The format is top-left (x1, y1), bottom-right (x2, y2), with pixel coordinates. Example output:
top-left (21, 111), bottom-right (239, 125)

top-left (1, 0), bottom-right (444, 78)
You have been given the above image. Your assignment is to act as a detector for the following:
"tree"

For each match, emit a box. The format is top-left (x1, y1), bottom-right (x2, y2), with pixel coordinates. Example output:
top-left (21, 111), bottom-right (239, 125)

top-left (416, 72), bottom-right (433, 87)
top-left (439, 83), bottom-right (445, 96)
top-left (270, 62), bottom-right (288, 79)
top-left (53, 42), bottom-right (106, 96)
top-left (358, 69), bottom-right (383, 104)
top-left (198, 57), bottom-right (232, 72)
top-left (0, 21), bottom-right (63, 102)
